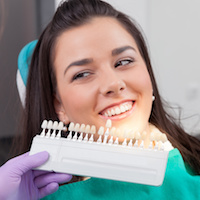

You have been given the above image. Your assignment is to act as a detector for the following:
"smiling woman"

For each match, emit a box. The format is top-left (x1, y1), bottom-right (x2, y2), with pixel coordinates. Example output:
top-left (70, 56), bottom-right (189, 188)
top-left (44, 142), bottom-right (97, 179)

top-left (53, 17), bottom-right (153, 136)
top-left (13, 0), bottom-right (200, 199)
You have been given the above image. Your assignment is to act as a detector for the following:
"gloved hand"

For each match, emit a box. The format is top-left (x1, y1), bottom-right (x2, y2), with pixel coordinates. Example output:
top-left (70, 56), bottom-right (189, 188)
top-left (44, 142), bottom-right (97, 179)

top-left (0, 151), bottom-right (72, 200)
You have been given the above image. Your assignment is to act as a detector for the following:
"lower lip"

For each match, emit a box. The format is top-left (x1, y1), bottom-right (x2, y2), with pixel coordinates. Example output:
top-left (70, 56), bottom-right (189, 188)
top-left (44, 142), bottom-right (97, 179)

top-left (99, 102), bottom-right (136, 121)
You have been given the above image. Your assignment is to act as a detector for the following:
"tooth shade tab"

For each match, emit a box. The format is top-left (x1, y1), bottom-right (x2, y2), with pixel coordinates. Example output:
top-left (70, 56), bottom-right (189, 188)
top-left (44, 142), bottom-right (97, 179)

top-left (160, 134), bottom-right (167, 143)
top-left (129, 130), bottom-right (135, 139)
top-left (90, 125), bottom-right (96, 134)
top-left (40, 120), bottom-right (48, 136)
top-left (80, 124), bottom-right (86, 132)
top-left (98, 126), bottom-right (104, 135)
top-left (41, 120), bottom-right (48, 129)
top-left (134, 131), bottom-right (141, 140)
top-left (51, 121), bottom-right (59, 138)
top-left (106, 119), bottom-right (112, 128)
top-left (115, 128), bottom-right (121, 138)
top-left (58, 121), bottom-right (65, 130)
top-left (47, 120), bottom-right (53, 129)
top-left (124, 129), bottom-right (131, 139)
top-left (68, 122), bottom-right (75, 131)
top-left (85, 125), bottom-right (91, 134)
top-left (150, 132), bottom-right (156, 141)
top-left (141, 131), bottom-right (147, 140)
top-left (110, 127), bottom-right (116, 136)
top-left (74, 123), bottom-right (80, 132)
top-left (52, 121), bottom-right (58, 129)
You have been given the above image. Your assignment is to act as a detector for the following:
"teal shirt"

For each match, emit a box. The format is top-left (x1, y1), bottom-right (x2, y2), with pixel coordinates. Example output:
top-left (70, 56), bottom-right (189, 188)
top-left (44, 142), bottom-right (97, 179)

top-left (42, 149), bottom-right (200, 200)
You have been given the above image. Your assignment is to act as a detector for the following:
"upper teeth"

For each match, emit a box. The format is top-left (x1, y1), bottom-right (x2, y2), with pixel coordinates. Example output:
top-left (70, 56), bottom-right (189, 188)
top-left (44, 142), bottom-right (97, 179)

top-left (102, 102), bottom-right (133, 117)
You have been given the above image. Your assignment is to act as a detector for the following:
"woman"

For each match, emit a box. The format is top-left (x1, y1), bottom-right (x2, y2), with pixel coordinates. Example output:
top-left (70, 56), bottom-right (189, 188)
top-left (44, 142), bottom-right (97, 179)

top-left (2, 0), bottom-right (200, 199)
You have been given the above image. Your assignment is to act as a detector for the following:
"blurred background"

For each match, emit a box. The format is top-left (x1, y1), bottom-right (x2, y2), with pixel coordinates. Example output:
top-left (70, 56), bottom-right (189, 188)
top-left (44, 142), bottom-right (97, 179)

top-left (0, 0), bottom-right (200, 165)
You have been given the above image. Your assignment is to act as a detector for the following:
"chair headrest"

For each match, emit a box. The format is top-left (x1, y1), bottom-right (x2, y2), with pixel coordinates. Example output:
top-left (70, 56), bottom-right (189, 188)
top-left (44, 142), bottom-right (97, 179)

top-left (16, 40), bottom-right (37, 107)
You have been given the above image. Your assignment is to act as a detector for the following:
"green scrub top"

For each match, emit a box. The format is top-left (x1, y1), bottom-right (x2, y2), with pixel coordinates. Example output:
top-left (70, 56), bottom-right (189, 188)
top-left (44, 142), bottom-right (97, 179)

top-left (42, 149), bottom-right (200, 200)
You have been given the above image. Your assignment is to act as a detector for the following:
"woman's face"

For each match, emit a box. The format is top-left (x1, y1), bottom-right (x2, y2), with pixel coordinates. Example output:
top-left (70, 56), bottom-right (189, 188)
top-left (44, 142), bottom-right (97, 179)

top-left (53, 17), bottom-right (153, 138)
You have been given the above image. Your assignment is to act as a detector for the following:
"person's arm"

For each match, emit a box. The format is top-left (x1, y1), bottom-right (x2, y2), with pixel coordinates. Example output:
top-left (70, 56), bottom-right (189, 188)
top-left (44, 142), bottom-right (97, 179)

top-left (0, 151), bottom-right (72, 200)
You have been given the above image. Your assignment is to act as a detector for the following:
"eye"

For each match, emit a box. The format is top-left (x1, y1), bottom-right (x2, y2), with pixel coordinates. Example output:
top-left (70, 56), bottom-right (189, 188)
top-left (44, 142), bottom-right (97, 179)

top-left (72, 71), bottom-right (91, 81)
top-left (115, 59), bottom-right (133, 68)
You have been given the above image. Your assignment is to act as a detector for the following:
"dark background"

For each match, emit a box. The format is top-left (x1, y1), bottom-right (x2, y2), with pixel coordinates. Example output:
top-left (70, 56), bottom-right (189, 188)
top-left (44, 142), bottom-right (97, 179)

top-left (0, 0), bottom-right (55, 165)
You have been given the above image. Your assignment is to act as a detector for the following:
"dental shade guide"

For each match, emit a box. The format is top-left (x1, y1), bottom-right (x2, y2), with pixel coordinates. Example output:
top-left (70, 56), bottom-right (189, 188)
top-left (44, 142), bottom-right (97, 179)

top-left (30, 119), bottom-right (169, 186)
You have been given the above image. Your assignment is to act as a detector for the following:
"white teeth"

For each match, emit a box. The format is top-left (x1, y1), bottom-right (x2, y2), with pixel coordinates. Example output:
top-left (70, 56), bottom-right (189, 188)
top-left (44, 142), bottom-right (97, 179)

top-left (120, 105), bottom-right (125, 112)
top-left (124, 105), bottom-right (129, 111)
top-left (128, 104), bottom-right (132, 110)
top-left (102, 102), bottom-right (133, 117)
top-left (115, 107), bottom-right (121, 115)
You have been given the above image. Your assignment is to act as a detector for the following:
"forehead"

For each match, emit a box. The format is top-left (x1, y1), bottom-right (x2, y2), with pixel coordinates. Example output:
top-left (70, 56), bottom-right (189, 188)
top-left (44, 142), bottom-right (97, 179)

top-left (54, 17), bottom-right (140, 61)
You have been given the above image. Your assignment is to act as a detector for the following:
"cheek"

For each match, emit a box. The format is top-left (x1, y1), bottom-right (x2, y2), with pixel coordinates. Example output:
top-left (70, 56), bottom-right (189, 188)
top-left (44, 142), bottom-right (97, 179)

top-left (58, 84), bottom-right (96, 117)
top-left (126, 67), bottom-right (152, 95)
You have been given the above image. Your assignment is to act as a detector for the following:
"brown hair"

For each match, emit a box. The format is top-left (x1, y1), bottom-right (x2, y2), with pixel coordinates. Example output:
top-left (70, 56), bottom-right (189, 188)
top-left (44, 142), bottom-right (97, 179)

top-left (16, 0), bottom-right (200, 175)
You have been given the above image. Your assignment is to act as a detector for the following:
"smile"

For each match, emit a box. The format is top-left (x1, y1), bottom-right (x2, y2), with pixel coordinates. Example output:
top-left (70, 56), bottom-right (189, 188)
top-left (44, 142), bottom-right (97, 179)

top-left (100, 101), bottom-right (135, 118)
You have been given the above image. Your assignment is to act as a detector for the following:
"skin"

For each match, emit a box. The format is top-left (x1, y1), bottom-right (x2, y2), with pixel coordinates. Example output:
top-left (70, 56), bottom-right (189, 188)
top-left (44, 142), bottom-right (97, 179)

top-left (53, 17), bottom-right (153, 141)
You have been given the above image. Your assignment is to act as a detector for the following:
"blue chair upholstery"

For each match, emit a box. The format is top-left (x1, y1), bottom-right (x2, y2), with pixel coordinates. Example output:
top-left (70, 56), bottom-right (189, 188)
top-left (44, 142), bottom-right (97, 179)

top-left (16, 40), bottom-right (37, 107)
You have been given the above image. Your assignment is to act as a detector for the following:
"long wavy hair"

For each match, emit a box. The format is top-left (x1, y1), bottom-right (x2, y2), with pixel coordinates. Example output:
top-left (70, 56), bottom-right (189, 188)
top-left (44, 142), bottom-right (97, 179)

top-left (16, 0), bottom-right (200, 175)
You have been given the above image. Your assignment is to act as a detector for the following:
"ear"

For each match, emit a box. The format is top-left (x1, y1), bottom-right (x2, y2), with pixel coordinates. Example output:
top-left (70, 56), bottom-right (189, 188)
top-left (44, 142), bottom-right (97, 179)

top-left (53, 95), bottom-right (70, 124)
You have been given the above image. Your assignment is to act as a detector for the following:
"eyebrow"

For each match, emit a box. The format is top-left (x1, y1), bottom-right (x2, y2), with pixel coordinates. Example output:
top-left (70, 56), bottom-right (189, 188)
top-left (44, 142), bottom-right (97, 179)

top-left (112, 45), bottom-right (136, 56)
top-left (64, 45), bottom-right (136, 75)
top-left (64, 58), bottom-right (93, 75)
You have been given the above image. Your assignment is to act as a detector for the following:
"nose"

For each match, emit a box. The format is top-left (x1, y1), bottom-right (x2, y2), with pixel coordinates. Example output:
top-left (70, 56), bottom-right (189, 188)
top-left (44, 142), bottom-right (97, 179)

top-left (100, 71), bottom-right (126, 96)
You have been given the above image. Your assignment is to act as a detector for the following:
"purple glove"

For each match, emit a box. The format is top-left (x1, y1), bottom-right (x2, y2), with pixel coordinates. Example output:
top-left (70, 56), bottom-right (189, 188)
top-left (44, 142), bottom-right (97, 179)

top-left (0, 151), bottom-right (72, 200)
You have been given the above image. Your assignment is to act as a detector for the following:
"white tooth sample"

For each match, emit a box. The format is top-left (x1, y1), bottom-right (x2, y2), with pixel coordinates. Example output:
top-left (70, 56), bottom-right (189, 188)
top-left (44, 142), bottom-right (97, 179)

top-left (141, 131), bottom-right (147, 140)
top-left (67, 122), bottom-right (75, 139)
top-left (108, 127), bottom-right (116, 144)
top-left (104, 119), bottom-right (112, 144)
top-left (68, 122), bottom-right (75, 131)
top-left (135, 131), bottom-right (141, 140)
top-left (148, 132), bottom-right (154, 149)
top-left (84, 125), bottom-right (90, 142)
top-left (120, 105), bottom-right (126, 113)
top-left (114, 128), bottom-right (120, 145)
top-left (97, 126), bottom-right (104, 143)
top-left (111, 109), bottom-right (115, 116)
top-left (134, 131), bottom-right (141, 147)
top-left (56, 121), bottom-right (64, 138)
top-left (51, 121), bottom-right (59, 138)
top-left (160, 134), bottom-right (168, 151)
top-left (89, 125), bottom-right (96, 142)
top-left (46, 120), bottom-right (53, 137)
top-left (128, 130), bottom-right (135, 147)
top-left (160, 134), bottom-right (167, 143)
top-left (40, 120), bottom-right (48, 136)
top-left (73, 123), bottom-right (80, 140)
top-left (140, 131), bottom-right (147, 149)
top-left (98, 126), bottom-right (104, 135)
top-left (74, 123), bottom-right (80, 132)
top-left (150, 132), bottom-right (156, 141)
top-left (78, 124), bottom-right (85, 141)
top-left (115, 107), bottom-right (121, 115)
top-left (106, 119), bottom-right (112, 128)
top-left (130, 130), bottom-right (135, 139)
top-left (122, 129), bottom-right (130, 146)
top-left (41, 120), bottom-right (48, 129)
top-left (153, 132), bottom-right (160, 150)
